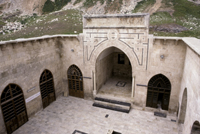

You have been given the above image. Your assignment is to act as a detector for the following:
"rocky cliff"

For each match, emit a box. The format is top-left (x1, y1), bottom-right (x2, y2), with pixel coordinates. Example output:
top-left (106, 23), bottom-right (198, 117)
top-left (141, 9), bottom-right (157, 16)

top-left (0, 0), bottom-right (47, 15)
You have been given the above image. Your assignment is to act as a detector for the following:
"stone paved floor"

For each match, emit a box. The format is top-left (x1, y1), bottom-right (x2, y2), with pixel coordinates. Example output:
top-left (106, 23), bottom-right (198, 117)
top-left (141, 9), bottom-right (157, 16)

top-left (13, 96), bottom-right (179, 134)
top-left (98, 77), bottom-right (132, 100)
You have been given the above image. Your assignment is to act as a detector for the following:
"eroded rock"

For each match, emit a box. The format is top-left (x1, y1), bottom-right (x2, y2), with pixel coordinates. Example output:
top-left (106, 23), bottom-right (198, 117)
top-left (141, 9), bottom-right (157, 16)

top-left (150, 23), bottom-right (188, 33)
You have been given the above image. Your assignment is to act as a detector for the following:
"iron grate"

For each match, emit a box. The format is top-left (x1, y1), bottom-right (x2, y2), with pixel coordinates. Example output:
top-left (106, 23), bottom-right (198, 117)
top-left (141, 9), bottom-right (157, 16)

top-left (116, 81), bottom-right (126, 87)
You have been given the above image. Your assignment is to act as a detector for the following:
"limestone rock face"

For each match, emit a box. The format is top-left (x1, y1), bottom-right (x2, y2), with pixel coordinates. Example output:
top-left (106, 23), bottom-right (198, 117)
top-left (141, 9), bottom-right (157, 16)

top-left (0, 0), bottom-right (47, 15)
top-left (188, 0), bottom-right (200, 4)
top-left (150, 24), bottom-right (188, 33)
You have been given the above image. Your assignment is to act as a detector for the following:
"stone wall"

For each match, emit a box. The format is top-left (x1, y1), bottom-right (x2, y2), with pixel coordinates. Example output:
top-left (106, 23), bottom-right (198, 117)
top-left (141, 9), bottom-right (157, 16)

top-left (178, 41), bottom-right (200, 134)
top-left (61, 35), bottom-right (94, 99)
top-left (0, 36), bottom-right (74, 134)
top-left (96, 52), bottom-right (114, 91)
top-left (133, 37), bottom-right (187, 112)
top-left (113, 51), bottom-right (132, 78)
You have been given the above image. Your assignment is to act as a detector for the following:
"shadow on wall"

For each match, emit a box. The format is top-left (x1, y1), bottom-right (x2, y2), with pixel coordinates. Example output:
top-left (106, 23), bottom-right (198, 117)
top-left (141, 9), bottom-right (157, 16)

top-left (178, 88), bottom-right (187, 124)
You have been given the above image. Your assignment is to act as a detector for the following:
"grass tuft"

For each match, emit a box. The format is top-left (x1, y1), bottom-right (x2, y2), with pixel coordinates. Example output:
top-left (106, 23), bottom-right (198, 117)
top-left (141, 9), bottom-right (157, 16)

top-left (133, 0), bottom-right (156, 13)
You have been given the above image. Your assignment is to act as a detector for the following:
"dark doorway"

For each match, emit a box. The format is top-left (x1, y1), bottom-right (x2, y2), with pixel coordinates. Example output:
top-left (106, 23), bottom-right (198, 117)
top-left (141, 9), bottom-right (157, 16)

top-left (0, 84), bottom-right (28, 134)
top-left (67, 65), bottom-right (84, 98)
top-left (39, 69), bottom-right (56, 109)
top-left (191, 121), bottom-right (200, 134)
top-left (146, 74), bottom-right (171, 110)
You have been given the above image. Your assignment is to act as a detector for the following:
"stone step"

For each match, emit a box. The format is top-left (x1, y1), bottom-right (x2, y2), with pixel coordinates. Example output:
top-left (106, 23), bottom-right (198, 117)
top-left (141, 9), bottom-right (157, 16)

top-left (93, 97), bottom-right (131, 113)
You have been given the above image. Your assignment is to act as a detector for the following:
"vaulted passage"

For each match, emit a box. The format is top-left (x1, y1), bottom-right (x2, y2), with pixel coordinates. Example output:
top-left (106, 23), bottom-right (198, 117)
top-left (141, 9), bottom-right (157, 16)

top-left (95, 47), bottom-right (132, 99)
top-left (191, 121), bottom-right (200, 134)
top-left (67, 65), bottom-right (84, 98)
top-left (40, 69), bottom-right (56, 109)
top-left (0, 84), bottom-right (28, 134)
top-left (146, 74), bottom-right (171, 110)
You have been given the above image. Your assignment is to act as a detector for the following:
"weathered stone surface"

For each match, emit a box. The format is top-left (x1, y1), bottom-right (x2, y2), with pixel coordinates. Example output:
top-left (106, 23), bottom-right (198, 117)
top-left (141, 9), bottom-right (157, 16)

top-left (150, 23), bottom-right (188, 33)
top-left (0, 0), bottom-right (47, 15)
top-left (13, 96), bottom-right (179, 134)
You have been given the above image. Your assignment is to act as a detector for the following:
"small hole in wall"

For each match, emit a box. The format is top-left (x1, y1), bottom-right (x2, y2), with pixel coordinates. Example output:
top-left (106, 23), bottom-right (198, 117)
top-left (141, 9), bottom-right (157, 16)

top-left (105, 114), bottom-right (109, 118)
top-left (112, 131), bottom-right (121, 134)
top-left (160, 55), bottom-right (164, 59)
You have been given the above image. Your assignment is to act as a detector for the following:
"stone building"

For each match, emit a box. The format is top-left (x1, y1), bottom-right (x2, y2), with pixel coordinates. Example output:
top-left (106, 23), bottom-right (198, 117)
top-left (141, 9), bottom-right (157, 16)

top-left (0, 14), bottom-right (200, 134)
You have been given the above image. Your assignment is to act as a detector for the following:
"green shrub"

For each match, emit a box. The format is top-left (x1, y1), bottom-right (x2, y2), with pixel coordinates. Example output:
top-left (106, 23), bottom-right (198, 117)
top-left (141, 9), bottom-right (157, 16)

top-left (43, 0), bottom-right (71, 13)
top-left (33, 13), bottom-right (37, 17)
top-left (172, 0), bottom-right (200, 18)
top-left (133, 0), bottom-right (156, 13)
top-left (74, 0), bottom-right (82, 5)
top-left (43, 0), bottom-right (55, 13)
top-left (0, 21), bottom-right (5, 28)
top-left (83, 0), bottom-right (95, 7)
top-left (55, 0), bottom-right (71, 10)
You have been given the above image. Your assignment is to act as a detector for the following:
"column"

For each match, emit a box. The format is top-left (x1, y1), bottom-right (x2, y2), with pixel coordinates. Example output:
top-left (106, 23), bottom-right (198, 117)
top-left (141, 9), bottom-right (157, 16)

top-left (131, 76), bottom-right (135, 98)
top-left (93, 71), bottom-right (97, 95)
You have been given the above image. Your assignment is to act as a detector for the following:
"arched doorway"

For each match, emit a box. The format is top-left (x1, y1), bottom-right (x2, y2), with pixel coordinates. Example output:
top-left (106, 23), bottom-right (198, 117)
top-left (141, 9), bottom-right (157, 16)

top-left (0, 84), bottom-right (28, 134)
top-left (67, 65), bottom-right (84, 98)
top-left (95, 47), bottom-right (132, 98)
top-left (146, 74), bottom-right (171, 110)
top-left (39, 69), bottom-right (56, 108)
top-left (179, 88), bottom-right (187, 124)
top-left (191, 121), bottom-right (200, 134)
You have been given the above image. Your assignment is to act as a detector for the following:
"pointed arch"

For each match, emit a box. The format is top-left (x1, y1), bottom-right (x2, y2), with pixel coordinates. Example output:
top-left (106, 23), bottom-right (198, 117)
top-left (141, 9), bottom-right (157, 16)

top-left (1, 84), bottom-right (28, 134)
top-left (39, 69), bottom-right (56, 108)
top-left (146, 74), bottom-right (171, 110)
top-left (90, 40), bottom-right (138, 70)
top-left (191, 121), bottom-right (200, 134)
top-left (67, 65), bottom-right (84, 98)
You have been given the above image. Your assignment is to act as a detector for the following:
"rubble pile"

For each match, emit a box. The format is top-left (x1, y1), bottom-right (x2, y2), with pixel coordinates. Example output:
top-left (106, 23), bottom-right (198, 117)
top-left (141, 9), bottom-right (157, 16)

top-left (0, 21), bottom-right (25, 34)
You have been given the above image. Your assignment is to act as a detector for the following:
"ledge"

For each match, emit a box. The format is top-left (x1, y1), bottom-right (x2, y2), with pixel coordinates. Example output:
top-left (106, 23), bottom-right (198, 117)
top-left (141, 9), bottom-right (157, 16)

top-left (182, 37), bottom-right (200, 55)
top-left (0, 34), bottom-right (79, 45)
top-left (153, 36), bottom-right (183, 40)
top-left (83, 13), bottom-right (149, 18)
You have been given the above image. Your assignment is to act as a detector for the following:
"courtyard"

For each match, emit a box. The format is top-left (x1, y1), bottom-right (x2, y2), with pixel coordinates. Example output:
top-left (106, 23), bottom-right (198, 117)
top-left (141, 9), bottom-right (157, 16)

top-left (13, 96), bottom-right (179, 134)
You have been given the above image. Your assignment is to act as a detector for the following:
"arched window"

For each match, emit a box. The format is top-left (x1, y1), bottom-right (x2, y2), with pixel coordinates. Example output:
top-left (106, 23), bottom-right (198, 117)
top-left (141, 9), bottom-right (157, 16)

top-left (146, 74), bottom-right (171, 110)
top-left (67, 65), bottom-right (84, 98)
top-left (39, 69), bottom-right (56, 108)
top-left (1, 84), bottom-right (28, 134)
top-left (191, 121), bottom-right (200, 134)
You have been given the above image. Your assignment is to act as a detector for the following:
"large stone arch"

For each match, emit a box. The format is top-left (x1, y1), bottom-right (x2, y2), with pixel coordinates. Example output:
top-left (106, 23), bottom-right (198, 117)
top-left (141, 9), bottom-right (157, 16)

top-left (90, 39), bottom-right (139, 71)
top-left (178, 88), bottom-right (187, 124)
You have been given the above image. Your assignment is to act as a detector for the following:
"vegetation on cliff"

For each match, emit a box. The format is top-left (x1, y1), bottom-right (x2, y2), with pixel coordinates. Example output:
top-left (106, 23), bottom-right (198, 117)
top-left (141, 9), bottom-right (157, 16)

top-left (0, 0), bottom-right (200, 41)
top-left (133, 0), bottom-right (200, 38)
top-left (43, 0), bottom-right (71, 13)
